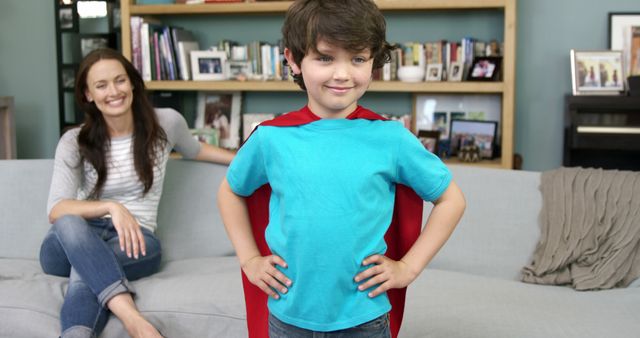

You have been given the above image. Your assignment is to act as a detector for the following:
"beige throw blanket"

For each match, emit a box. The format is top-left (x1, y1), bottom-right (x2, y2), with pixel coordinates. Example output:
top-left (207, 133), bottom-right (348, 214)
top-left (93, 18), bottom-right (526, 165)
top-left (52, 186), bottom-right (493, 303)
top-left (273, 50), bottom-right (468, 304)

top-left (522, 167), bottom-right (640, 290)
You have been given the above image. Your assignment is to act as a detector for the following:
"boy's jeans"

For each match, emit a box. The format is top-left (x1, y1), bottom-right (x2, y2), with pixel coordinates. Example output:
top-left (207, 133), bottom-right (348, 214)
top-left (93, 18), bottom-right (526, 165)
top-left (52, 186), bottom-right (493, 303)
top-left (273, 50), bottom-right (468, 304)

top-left (39, 215), bottom-right (162, 338)
top-left (268, 313), bottom-right (391, 338)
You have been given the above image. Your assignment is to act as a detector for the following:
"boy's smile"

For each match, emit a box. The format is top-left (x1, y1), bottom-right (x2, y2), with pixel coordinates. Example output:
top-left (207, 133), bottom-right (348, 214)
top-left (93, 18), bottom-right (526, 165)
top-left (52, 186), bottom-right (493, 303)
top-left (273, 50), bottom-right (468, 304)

top-left (286, 40), bottom-right (374, 119)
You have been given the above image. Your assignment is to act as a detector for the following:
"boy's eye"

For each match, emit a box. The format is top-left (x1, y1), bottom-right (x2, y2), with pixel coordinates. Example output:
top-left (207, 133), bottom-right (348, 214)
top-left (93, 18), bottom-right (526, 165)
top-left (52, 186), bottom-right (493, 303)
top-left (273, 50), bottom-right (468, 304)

top-left (353, 56), bottom-right (368, 64)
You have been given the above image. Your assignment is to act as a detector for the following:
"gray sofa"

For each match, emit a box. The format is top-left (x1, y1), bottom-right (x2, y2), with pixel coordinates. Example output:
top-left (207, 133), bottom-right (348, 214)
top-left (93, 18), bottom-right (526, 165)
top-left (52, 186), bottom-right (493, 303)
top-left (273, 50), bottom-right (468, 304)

top-left (1, 159), bottom-right (639, 338)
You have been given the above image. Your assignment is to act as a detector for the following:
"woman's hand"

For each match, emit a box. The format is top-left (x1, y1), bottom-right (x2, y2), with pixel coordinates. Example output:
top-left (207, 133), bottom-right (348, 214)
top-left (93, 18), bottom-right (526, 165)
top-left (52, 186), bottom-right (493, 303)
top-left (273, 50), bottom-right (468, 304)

top-left (242, 255), bottom-right (292, 299)
top-left (354, 254), bottom-right (419, 298)
top-left (108, 202), bottom-right (146, 259)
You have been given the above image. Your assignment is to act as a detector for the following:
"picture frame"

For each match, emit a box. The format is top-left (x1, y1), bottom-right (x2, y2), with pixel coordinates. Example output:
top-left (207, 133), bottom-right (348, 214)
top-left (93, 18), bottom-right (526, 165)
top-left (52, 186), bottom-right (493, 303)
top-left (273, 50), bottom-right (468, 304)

top-left (80, 35), bottom-right (113, 58)
top-left (570, 49), bottom-right (625, 95)
top-left (191, 50), bottom-right (228, 81)
top-left (228, 60), bottom-right (253, 81)
top-left (417, 130), bottom-right (440, 154)
top-left (448, 62), bottom-right (463, 82)
top-left (61, 66), bottom-right (76, 89)
top-left (190, 128), bottom-right (219, 147)
top-left (425, 64), bottom-right (443, 81)
top-left (467, 56), bottom-right (502, 81)
top-left (195, 92), bottom-right (241, 149)
top-left (58, 5), bottom-right (78, 32)
top-left (243, 113), bottom-right (275, 141)
top-left (608, 12), bottom-right (640, 77)
top-left (413, 94), bottom-right (501, 139)
top-left (449, 119), bottom-right (498, 159)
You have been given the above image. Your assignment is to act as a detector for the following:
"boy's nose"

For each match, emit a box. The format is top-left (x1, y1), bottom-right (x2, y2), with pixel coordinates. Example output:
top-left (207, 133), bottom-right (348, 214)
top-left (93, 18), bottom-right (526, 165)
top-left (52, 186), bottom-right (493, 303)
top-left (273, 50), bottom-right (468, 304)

top-left (333, 63), bottom-right (350, 80)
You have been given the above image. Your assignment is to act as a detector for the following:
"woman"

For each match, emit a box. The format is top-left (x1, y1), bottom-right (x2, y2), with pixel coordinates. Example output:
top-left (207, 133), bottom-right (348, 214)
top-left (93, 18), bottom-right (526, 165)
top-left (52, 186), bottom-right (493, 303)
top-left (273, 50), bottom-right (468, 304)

top-left (39, 48), bottom-right (234, 338)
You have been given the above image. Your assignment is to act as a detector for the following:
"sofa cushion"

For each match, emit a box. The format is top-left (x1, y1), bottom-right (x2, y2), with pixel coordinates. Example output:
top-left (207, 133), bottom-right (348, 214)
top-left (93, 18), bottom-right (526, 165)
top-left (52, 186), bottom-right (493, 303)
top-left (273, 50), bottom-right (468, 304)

top-left (401, 268), bottom-right (640, 338)
top-left (0, 257), bottom-right (247, 338)
top-left (425, 166), bottom-right (543, 281)
top-left (0, 160), bottom-right (52, 260)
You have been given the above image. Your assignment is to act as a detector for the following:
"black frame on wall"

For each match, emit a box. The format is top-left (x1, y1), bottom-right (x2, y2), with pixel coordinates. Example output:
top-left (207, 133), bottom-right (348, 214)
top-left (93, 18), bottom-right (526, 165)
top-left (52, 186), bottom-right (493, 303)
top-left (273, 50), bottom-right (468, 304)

top-left (54, 0), bottom-right (120, 135)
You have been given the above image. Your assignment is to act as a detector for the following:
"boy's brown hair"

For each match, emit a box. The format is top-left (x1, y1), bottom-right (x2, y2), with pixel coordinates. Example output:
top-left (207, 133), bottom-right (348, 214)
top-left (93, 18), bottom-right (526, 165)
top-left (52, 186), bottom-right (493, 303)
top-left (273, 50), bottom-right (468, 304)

top-left (282, 0), bottom-right (394, 90)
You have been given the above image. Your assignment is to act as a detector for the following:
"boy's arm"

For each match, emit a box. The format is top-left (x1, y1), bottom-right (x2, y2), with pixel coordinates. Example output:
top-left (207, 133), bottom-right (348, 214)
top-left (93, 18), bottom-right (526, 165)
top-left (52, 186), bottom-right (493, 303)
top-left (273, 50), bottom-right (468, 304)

top-left (217, 178), bottom-right (292, 299)
top-left (355, 181), bottom-right (465, 297)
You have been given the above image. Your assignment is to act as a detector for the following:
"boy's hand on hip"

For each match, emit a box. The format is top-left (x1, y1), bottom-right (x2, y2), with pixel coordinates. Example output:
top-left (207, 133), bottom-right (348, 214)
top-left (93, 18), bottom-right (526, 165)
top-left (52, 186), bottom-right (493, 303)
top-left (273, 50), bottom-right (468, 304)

top-left (242, 255), bottom-right (292, 300)
top-left (354, 255), bottom-right (418, 298)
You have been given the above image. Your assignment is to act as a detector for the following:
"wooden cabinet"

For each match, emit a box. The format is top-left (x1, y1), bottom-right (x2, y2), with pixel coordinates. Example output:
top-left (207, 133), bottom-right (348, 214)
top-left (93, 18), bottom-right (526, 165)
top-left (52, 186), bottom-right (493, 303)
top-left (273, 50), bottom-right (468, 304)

top-left (118, 0), bottom-right (516, 169)
top-left (564, 95), bottom-right (640, 171)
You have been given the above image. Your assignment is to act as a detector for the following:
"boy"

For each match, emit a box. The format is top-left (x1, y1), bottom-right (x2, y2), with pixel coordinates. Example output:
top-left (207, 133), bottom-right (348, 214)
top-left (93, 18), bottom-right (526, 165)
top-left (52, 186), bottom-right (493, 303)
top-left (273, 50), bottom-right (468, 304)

top-left (218, 0), bottom-right (466, 336)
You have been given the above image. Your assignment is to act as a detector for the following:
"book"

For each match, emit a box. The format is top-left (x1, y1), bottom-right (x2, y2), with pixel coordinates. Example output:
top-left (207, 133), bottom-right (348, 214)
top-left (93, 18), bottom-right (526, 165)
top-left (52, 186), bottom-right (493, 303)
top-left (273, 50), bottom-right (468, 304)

top-left (178, 41), bottom-right (200, 80)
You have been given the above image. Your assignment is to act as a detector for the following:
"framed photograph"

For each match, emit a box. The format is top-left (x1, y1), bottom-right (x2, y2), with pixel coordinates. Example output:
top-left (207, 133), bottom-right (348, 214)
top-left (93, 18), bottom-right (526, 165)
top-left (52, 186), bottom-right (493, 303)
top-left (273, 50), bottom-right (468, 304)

top-left (425, 64), bottom-right (443, 81)
top-left (190, 128), bottom-right (219, 147)
top-left (228, 60), bottom-right (253, 81)
top-left (467, 56), bottom-right (502, 81)
top-left (243, 113), bottom-right (275, 141)
top-left (449, 119), bottom-right (498, 159)
top-left (61, 66), bottom-right (76, 89)
top-left (570, 50), bottom-right (625, 95)
top-left (413, 94), bottom-right (501, 139)
top-left (80, 35), bottom-right (113, 58)
top-left (608, 13), bottom-right (640, 77)
top-left (417, 130), bottom-right (440, 154)
top-left (196, 92), bottom-right (241, 149)
top-left (191, 50), bottom-right (228, 81)
top-left (58, 5), bottom-right (77, 32)
top-left (448, 62), bottom-right (463, 82)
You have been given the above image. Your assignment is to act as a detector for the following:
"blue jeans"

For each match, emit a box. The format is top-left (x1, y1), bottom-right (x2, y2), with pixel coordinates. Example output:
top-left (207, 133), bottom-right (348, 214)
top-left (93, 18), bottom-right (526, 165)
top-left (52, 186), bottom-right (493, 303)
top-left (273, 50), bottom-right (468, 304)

top-left (268, 313), bottom-right (391, 338)
top-left (39, 215), bottom-right (162, 338)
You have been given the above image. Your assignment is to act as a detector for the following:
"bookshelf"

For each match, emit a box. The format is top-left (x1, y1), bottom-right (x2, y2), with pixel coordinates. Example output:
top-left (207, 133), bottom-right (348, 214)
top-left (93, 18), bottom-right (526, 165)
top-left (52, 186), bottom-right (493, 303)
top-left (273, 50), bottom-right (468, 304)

top-left (119, 0), bottom-right (516, 169)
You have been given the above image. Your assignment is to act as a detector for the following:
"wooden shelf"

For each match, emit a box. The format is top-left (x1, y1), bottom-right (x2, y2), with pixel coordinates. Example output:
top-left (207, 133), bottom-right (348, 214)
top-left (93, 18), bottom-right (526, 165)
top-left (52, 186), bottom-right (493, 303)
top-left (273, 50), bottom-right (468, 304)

top-left (128, 0), bottom-right (510, 16)
top-left (145, 80), bottom-right (504, 93)
top-left (443, 157), bottom-right (507, 169)
top-left (121, 0), bottom-right (517, 169)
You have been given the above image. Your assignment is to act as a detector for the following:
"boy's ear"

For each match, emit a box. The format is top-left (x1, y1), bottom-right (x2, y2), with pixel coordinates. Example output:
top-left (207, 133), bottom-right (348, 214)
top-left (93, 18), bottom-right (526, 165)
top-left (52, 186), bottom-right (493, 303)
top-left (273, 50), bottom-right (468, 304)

top-left (284, 48), bottom-right (301, 75)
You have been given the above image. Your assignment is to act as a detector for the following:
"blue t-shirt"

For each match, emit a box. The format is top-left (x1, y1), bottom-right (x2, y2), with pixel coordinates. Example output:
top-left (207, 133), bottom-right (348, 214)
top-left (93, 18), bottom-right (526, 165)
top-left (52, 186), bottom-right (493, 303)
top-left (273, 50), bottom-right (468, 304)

top-left (227, 117), bottom-right (451, 331)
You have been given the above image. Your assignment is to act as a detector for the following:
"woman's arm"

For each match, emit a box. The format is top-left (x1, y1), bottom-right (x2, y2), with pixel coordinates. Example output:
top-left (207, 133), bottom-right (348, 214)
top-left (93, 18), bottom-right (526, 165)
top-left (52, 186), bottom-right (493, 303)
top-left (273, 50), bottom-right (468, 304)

top-left (194, 142), bottom-right (235, 165)
top-left (49, 199), bottom-right (147, 259)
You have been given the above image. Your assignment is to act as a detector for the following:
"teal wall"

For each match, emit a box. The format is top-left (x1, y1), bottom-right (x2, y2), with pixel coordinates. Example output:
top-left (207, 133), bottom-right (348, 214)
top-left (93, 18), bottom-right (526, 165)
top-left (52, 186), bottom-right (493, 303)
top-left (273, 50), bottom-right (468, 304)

top-left (0, 0), bottom-right (58, 159)
top-left (516, 0), bottom-right (639, 171)
top-left (1, 0), bottom-right (639, 171)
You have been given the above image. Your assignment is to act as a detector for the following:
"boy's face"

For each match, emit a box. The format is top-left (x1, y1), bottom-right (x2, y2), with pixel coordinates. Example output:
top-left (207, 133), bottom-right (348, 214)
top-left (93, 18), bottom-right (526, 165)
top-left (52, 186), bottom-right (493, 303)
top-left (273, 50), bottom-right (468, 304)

top-left (286, 40), bottom-right (373, 119)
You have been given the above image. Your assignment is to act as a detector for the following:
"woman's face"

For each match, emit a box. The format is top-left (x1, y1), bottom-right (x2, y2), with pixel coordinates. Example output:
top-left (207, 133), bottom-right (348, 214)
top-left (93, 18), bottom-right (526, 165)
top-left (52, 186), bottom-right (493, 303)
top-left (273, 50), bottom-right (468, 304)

top-left (84, 59), bottom-right (134, 121)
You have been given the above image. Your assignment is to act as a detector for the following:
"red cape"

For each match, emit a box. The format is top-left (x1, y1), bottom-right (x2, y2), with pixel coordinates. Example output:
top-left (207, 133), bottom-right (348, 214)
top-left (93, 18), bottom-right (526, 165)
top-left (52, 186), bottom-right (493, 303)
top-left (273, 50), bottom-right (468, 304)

top-left (242, 106), bottom-right (423, 338)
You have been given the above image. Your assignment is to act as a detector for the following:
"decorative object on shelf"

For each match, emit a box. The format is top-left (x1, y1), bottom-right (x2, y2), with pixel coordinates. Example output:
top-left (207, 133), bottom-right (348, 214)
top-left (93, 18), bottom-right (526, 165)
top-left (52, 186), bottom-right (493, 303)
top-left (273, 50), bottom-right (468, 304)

top-left (413, 94), bottom-right (501, 140)
top-left (467, 56), bottom-right (502, 81)
top-left (417, 130), bottom-right (440, 154)
top-left (59, 5), bottom-right (78, 32)
top-left (190, 128), bottom-right (219, 146)
top-left (191, 50), bottom-right (228, 81)
top-left (195, 92), bottom-right (241, 149)
top-left (570, 49), bottom-right (625, 96)
top-left (448, 62), bottom-right (463, 82)
top-left (228, 60), bottom-right (253, 81)
top-left (425, 64), bottom-right (442, 81)
top-left (449, 119), bottom-right (498, 159)
top-left (458, 144), bottom-right (481, 163)
top-left (0, 97), bottom-right (16, 160)
top-left (396, 65), bottom-right (425, 83)
top-left (608, 12), bottom-right (640, 77)
top-left (243, 113), bottom-right (275, 141)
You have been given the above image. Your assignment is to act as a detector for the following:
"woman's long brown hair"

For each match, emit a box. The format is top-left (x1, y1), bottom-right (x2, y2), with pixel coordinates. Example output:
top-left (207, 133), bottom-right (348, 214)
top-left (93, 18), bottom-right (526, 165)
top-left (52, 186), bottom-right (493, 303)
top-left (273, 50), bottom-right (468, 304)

top-left (74, 48), bottom-right (167, 198)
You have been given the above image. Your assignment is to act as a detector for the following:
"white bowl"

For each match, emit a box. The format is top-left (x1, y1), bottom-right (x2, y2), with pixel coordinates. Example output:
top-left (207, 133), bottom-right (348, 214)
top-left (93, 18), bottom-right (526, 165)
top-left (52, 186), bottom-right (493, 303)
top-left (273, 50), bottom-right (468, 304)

top-left (397, 66), bottom-right (425, 83)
